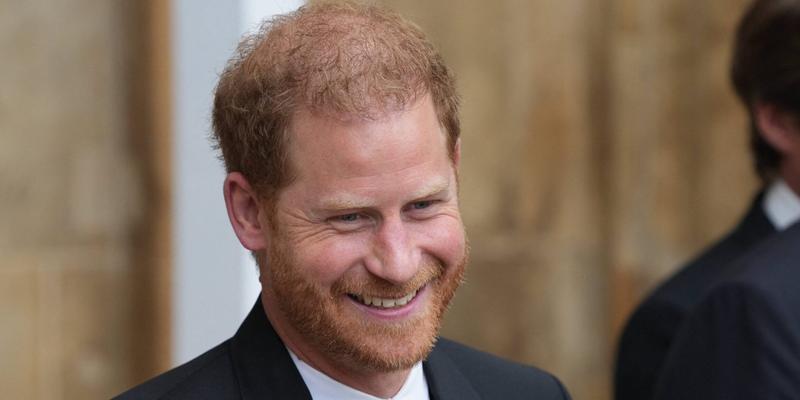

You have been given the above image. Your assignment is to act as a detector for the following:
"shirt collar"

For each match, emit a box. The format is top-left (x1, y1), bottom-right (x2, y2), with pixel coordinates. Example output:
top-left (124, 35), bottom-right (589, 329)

top-left (288, 349), bottom-right (430, 400)
top-left (763, 178), bottom-right (800, 231)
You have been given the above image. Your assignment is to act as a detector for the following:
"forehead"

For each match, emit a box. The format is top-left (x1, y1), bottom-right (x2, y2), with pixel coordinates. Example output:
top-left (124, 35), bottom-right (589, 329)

top-left (279, 96), bottom-right (454, 206)
top-left (286, 96), bottom-right (450, 180)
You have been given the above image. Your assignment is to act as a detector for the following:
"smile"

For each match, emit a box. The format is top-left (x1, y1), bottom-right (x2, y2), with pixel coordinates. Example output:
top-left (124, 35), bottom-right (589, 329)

top-left (349, 289), bottom-right (420, 309)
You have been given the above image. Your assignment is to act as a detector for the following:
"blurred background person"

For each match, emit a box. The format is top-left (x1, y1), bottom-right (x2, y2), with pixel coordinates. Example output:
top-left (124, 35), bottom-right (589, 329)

top-left (653, 0), bottom-right (800, 397)
top-left (615, 0), bottom-right (800, 399)
top-left (654, 222), bottom-right (800, 398)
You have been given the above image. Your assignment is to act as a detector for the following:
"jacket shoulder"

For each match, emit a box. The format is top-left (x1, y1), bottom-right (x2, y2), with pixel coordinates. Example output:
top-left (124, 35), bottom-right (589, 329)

top-left (646, 198), bottom-right (773, 312)
top-left (431, 338), bottom-right (571, 399)
top-left (621, 202), bottom-right (772, 343)
top-left (614, 202), bottom-right (773, 400)
top-left (114, 341), bottom-right (239, 400)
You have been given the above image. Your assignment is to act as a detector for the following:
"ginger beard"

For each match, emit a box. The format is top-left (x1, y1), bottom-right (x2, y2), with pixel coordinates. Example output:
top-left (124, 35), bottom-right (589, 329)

top-left (264, 228), bottom-right (467, 373)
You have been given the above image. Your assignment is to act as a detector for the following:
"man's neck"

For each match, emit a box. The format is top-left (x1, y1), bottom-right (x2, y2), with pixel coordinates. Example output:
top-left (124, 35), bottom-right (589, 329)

top-left (291, 351), bottom-right (418, 400)
top-left (289, 347), bottom-right (411, 399)
top-left (781, 165), bottom-right (800, 200)
top-left (260, 294), bottom-right (412, 398)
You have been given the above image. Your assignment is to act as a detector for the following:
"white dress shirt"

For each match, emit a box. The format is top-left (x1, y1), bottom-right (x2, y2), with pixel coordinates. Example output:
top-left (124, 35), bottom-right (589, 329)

top-left (288, 349), bottom-right (431, 400)
top-left (763, 178), bottom-right (800, 231)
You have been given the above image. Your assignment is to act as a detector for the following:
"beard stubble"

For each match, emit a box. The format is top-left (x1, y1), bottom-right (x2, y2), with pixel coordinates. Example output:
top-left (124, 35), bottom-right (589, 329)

top-left (265, 233), bottom-right (466, 374)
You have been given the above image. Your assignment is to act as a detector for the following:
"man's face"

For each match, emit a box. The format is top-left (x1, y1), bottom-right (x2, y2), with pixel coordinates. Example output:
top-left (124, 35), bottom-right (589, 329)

top-left (259, 95), bottom-right (467, 374)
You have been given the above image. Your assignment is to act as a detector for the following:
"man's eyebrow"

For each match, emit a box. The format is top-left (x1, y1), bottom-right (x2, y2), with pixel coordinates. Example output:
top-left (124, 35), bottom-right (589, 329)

top-left (316, 178), bottom-right (451, 211)
top-left (317, 196), bottom-right (373, 211)
top-left (409, 179), bottom-right (450, 200)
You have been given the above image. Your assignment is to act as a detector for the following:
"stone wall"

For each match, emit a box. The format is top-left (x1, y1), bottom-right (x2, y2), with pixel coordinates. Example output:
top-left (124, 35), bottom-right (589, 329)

top-left (0, 1), bottom-right (168, 398)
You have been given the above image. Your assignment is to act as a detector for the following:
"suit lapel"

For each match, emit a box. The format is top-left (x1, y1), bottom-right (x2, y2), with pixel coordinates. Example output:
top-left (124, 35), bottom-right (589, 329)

top-left (230, 301), bottom-right (312, 400)
top-left (424, 345), bottom-right (481, 400)
top-left (733, 192), bottom-right (777, 246)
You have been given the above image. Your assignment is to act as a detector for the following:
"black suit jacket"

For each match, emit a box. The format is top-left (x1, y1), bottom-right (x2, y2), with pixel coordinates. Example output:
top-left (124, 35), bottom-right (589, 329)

top-left (116, 301), bottom-right (571, 399)
top-left (614, 194), bottom-right (775, 400)
top-left (653, 221), bottom-right (800, 399)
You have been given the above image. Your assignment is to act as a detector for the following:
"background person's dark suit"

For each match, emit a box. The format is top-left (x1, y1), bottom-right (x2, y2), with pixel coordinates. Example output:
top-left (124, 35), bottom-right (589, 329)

top-left (116, 301), bottom-right (572, 400)
top-left (653, 221), bottom-right (800, 399)
top-left (614, 194), bottom-right (776, 400)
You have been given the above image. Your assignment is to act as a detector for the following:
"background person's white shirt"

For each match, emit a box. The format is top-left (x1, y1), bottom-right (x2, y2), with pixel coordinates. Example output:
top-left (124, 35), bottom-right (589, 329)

top-left (289, 349), bottom-right (431, 400)
top-left (764, 178), bottom-right (800, 230)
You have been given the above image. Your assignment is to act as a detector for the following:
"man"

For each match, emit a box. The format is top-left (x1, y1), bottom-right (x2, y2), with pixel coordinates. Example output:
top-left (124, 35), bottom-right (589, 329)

top-left (614, 0), bottom-right (800, 399)
top-left (653, 222), bottom-right (800, 399)
top-left (117, 2), bottom-right (570, 399)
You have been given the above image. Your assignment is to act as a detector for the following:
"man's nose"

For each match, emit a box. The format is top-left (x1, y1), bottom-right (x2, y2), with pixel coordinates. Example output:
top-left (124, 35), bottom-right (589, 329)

top-left (366, 215), bottom-right (420, 284)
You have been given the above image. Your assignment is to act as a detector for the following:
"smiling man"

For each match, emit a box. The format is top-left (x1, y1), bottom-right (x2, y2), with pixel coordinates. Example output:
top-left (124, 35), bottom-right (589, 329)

top-left (117, 2), bottom-right (570, 399)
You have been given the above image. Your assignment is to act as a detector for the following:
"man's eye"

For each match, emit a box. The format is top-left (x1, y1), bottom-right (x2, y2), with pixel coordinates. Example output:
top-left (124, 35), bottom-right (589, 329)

top-left (337, 213), bottom-right (360, 222)
top-left (411, 201), bottom-right (433, 210)
top-left (327, 213), bottom-right (369, 231)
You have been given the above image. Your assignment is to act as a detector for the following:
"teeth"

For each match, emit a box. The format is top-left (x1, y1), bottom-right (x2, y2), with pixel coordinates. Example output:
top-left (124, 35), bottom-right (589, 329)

top-left (354, 290), bottom-right (418, 309)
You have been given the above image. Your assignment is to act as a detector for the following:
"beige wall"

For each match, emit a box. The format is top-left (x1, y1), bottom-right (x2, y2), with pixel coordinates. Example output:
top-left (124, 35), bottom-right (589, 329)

top-left (1, 1), bottom-right (134, 397)
top-left (0, 0), bottom-right (759, 399)
top-left (0, 1), bottom-right (170, 398)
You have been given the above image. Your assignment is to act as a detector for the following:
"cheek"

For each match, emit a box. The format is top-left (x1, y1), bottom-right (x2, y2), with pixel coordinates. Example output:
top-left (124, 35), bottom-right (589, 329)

top-left (416, 218), bottom-right (466, 266)
top-left (292, 236), bottom-right (371, 284)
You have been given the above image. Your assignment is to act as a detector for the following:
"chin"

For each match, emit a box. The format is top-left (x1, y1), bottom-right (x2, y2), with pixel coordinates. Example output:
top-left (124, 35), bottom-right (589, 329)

top-left (342, 320), bottom-right (440, 373)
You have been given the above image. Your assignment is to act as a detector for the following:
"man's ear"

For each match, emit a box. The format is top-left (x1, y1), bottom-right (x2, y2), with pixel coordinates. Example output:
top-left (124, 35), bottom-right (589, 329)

top-left (755, 102), bottom-right (800, 156)
top-left (224, 172), bottom-right (269, 251)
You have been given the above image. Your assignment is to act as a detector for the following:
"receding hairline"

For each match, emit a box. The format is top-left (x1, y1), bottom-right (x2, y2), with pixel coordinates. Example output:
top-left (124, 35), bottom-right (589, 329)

top-left (249, 1), bottom-right (438, 115)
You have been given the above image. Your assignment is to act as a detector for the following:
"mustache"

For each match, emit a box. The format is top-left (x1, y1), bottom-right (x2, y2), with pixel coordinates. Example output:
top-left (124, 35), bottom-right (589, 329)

top-left (331, 259), bottom-right (444, 298)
